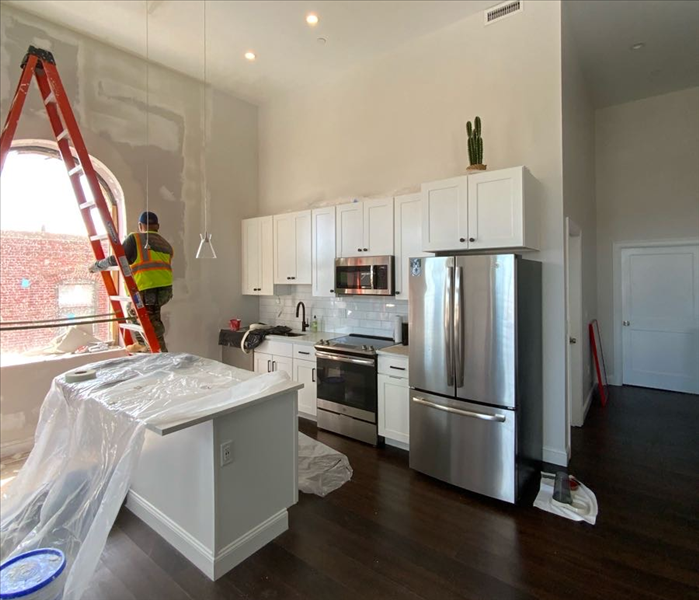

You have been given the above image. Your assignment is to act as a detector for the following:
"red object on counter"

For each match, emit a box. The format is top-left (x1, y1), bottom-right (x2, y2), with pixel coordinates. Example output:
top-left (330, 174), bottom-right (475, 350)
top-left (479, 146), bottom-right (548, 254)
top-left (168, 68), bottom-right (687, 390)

top-left (229, 319), bottom-right (241, 331)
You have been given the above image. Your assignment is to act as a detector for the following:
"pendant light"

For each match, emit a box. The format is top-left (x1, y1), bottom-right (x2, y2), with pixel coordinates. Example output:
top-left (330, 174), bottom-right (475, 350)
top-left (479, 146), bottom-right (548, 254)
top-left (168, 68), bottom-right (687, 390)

top-left (196, 0), bottom-right (217, 259)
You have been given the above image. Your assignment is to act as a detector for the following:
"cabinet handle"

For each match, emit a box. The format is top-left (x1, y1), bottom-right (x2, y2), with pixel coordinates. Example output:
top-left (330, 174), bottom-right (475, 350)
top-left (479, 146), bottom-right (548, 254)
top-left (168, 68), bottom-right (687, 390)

top-left (298, 351), bottom-right (310, 355)
top-left (395, 291), bottom-right (401, 295)
top-left (291, 277), bottom-right (296, 280)
top-left (460, 237), bottom-right (466, 243)
top-left (330, 289), bottom-right (335, 293)
top-left (469, 237), bottom-right (476, 242)
top-left (272, 361), bottom-right (277, 371)
top-left (267, 360), bottom-right (271, 372)
top-left (363, 248), bottom-right (368, 252)
top-left (390, 366), bottom-right (406, 371)
top-left (312, 368), bottom-right (316, 383)
top-left (357, 248), bottom-right (362, 252)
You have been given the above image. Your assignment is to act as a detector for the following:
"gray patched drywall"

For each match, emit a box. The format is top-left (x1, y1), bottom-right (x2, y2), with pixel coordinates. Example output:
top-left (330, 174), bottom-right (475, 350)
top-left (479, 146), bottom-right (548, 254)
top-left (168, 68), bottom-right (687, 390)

top-left (0, 4), bottom-right (260, 455)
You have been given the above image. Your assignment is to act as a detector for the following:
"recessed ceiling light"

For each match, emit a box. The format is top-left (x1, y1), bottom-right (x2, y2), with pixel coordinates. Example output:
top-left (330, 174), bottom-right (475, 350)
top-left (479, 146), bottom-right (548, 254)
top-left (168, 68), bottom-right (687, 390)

top-left (306, 13), bottom-right (319, 26)
top-left (630, 42), bottom-right (645, 51)
top-left (244, 51), bottom-right (256, 61)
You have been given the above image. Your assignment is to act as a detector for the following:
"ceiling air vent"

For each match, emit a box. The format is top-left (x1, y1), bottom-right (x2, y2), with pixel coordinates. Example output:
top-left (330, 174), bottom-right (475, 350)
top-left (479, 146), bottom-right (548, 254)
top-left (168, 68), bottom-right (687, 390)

top-left (485, 0), bottom-right (523, 26)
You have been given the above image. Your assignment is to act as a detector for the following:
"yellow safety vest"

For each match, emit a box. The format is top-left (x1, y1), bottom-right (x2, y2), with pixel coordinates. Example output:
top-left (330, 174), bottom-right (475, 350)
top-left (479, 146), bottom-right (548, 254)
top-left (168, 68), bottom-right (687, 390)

top-left (130, 231), bottom-right (173, 291)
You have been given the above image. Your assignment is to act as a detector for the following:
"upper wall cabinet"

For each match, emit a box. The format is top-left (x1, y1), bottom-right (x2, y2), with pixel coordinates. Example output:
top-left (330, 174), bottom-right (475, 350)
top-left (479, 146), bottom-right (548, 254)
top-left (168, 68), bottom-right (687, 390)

top-left (312, 206), bottom-right (336, 297)
top-left (273, 210), bottom-right (312, 284)
top-left (421, 166), bottom-right (539, 252)
top-left (336, 198), bottom-right (394, 257)
top-left (242, 216), bottom-right (273, 296)
top-left (394, 193), bottom-right (429, 301)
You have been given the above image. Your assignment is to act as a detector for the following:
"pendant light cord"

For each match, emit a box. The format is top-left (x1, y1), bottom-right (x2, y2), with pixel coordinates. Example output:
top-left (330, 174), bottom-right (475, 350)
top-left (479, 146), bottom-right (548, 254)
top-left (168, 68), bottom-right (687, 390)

top-left (202, 0), bottom-right (208, 235)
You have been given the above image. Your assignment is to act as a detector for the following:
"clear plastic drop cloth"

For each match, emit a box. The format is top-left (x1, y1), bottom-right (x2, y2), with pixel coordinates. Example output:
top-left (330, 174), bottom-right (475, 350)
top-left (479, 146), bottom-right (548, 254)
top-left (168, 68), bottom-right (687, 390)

top-left (0, 353), bottom-right (289, 600)
top-left (297, 433), bottom-right (353, 497)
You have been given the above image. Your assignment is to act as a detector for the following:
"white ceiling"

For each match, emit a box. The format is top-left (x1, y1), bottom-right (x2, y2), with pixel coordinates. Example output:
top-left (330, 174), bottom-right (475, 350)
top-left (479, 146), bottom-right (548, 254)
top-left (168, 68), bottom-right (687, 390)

top-left (565, 0), bottom-right (699, 108)
top-left (4, 0), bottom-right (495, 105)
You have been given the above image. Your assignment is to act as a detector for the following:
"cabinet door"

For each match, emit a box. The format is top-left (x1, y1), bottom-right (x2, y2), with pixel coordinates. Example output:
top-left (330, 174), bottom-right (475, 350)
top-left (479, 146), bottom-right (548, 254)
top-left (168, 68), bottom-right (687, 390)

top-left (272, 355), bottom-right (293, 378)
top-left (273, 213), bottom-right (297, 283)
top-left (421, 176), bottom-right (469, 252)
top-left (378, 374), bottom-right (410, 444)
top-left (254, 351), bottom-right (272, 374)
top-left (363, 197), bottom-right (394, 255)
top-left (258, 216), bottom-right (274, 295)
top-left (293, 359), bottom-right (317, 417)
top-left (394, 193), bottom-right (428, 301)
top-left (242, 218), bottom-right (261, 295)
top-left (312, 207), bottom-right (336, 297)
top-left (294, 210), bottom-right (312, 284)
top-left (336, 202), bottom-right (364, 258)
top-left (467, 167), bottom-right (523, 250)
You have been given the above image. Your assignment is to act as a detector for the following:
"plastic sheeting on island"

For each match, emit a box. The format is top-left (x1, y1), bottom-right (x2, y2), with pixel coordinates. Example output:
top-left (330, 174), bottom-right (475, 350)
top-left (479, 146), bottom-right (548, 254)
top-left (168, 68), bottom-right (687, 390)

top-left (0, 353), bottom-right (289, 600)
top-left (298, 433), bottom-right (353, 497)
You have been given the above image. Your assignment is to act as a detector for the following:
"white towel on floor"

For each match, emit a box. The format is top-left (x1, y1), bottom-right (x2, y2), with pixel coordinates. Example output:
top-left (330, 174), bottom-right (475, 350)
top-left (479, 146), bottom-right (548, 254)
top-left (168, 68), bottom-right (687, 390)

top-left (534, 474), bottom-right (598, 525)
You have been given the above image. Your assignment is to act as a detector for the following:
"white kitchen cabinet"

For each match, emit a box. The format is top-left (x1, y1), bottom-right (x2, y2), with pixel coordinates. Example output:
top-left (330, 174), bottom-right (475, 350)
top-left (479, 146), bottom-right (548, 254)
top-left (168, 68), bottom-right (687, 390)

top-left (378, 374), bottom-right (409, 445)
top-left (467, 166), bottom-right (538, 251)
top-left (421, 176), bottom-right (469, 252)
top-left (272, 355), bottom-right (293, 377)
top-left (273, 210), bottom-right (312, 284)
top-left (312, 207), bottom-right (336, 297)
top-left (336, 198), bottom-right (394, 258)
top-left (242, 216), bottom-right (273, 295)
top-left (254, 350), bottom-right (293, 377)
top-left (294, 359), bottom-right (317, 418)
top-left (421, 166), bottom-right (539, 253)
top-left (254, 351), bottom-right (272, 374)
top-left (394, 193), bottom-right (429, 301)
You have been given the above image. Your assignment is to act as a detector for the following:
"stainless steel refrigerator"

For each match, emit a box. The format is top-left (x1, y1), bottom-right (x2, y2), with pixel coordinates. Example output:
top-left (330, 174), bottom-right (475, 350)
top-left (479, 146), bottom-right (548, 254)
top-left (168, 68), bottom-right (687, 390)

top-left (408, 254), bottom-right (542, 503)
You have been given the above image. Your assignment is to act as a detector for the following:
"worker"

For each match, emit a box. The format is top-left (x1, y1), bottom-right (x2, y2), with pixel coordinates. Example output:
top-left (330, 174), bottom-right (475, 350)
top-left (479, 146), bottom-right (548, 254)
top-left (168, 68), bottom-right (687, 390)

top-left (90, 211), bottom-right (173, 352)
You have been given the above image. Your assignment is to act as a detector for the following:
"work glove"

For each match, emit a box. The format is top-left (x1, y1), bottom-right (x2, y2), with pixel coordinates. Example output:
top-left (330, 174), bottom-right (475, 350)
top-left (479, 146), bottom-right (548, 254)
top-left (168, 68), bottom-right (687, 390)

top-left (89, 261), bottom-right (102, 274)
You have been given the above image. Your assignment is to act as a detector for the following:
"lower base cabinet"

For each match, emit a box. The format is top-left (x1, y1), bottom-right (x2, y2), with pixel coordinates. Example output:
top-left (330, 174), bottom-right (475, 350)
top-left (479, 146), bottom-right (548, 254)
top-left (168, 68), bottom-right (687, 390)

top-left (254, 352), bottom-right (292, 377)
top-left (294, 359), bottom-right (317, 418)
top-left (378, 373), bottom-right (410, 445)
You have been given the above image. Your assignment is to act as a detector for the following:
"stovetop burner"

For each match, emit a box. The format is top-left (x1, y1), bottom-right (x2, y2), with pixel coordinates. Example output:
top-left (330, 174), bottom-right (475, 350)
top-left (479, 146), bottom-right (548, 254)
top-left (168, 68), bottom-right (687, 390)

top-left (315, 334), bottom-right (395, 356)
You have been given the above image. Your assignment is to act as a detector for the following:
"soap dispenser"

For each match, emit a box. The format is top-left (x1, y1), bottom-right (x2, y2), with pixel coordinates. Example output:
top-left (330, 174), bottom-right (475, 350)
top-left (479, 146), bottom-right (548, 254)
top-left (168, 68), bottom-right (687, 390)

top-left (311, 315), bottom-right (319, 333)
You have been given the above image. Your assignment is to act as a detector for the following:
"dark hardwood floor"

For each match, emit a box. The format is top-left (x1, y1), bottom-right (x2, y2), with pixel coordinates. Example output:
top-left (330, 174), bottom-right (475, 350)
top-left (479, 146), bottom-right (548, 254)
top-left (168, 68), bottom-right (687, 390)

top-left (84, 386), bottom-right (699, 599)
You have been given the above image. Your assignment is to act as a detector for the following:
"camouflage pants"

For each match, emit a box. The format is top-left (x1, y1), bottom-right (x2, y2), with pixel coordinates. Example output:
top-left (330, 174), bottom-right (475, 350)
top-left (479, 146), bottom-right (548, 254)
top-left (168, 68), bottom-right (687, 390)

top-left (127, 286), bottom-right (173, 352)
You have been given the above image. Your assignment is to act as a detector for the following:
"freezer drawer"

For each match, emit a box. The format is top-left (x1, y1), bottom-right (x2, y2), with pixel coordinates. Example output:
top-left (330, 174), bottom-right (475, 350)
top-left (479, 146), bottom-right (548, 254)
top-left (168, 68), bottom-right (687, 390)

top-left (409, 391), bottom-right (516, 503)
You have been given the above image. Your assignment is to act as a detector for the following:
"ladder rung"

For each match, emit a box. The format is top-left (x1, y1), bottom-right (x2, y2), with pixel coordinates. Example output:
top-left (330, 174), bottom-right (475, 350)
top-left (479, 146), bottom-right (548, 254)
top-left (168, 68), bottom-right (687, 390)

top-left (90, 233), bottom-right (108, 241)
top-left (44, 92), bottom-right (56, 105)
top-left (56, 129), bottom-right (69, 141)
top-left (68, 164), bottom-right (83, 176)
top-left (104, 266), bottom-right (120, 272)
top-left (119, 323), bottom-right (144, 333)
top-left (79, 201), bottom-right (95, 210)
top-left (110, 295), bottom-right (133, 303)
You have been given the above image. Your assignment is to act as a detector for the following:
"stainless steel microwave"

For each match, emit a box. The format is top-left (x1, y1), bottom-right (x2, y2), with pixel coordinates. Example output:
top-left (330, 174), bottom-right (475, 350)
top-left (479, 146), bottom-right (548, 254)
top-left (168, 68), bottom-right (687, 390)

top-left (335, 256), bottom-right (395, 296)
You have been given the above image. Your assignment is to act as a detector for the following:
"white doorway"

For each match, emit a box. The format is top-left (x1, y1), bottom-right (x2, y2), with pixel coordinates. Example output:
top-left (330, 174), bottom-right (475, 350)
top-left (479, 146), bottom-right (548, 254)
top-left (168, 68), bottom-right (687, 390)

top-left (565, 218), bottom-right (584, 446)
top-left (620, 244), bottom-right (699, 394)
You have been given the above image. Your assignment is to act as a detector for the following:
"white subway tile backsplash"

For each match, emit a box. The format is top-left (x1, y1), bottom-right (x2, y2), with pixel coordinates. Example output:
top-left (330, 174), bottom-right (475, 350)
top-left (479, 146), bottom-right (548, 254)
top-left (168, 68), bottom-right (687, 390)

top-left (257, 285), bottom-right (408, 338)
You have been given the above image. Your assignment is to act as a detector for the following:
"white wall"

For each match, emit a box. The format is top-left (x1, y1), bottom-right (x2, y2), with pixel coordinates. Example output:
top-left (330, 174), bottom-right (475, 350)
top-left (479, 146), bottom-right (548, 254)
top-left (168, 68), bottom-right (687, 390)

top-left (561, 4), bottom-right (597, 430)
top-left (258, 3), bottom-right (568, 464)
top-left (0, 5), bottom-right (260, 456)
top-left (595, 87), bottom-right (699, 382)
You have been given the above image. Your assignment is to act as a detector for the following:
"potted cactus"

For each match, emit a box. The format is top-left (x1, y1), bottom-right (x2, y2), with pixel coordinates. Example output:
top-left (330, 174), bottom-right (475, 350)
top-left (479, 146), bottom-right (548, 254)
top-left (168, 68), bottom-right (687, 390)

top-left (466, 116), bottom-right (487, 172)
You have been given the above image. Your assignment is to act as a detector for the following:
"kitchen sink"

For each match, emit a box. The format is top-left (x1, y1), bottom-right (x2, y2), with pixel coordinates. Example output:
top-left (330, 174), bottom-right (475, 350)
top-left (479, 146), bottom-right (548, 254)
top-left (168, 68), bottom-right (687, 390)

top-left (281, 333), bottom-right (305, 337)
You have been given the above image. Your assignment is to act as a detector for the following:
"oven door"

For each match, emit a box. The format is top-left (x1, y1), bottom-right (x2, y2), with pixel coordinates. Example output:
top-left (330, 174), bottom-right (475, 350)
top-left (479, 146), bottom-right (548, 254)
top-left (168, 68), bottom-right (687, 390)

top-left (335, 256), bottom-right (394, 296)
top-left (316, 351), bottom-right (377, 422)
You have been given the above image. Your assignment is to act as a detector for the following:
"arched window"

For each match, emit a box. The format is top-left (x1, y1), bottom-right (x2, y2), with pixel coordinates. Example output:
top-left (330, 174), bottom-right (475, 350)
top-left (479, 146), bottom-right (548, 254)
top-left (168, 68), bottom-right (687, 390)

top-left (0, 142), bottom-right (124, 362)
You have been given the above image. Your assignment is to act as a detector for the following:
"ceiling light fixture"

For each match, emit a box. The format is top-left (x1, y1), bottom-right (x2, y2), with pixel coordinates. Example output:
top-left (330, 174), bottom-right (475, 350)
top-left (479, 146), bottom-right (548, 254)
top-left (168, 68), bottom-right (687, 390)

top-left (306, 13), bottom-right (319, 26)
top-left (630, 42), bottom-right (645, 51)
top-left (244, 51), bottom-right (256, 61)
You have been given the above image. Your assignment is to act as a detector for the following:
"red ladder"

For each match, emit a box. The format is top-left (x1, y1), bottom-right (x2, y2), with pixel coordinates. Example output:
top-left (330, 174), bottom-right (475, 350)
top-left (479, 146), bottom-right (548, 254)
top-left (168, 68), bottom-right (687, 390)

top-left (0, 46), bottom-right (161, 352)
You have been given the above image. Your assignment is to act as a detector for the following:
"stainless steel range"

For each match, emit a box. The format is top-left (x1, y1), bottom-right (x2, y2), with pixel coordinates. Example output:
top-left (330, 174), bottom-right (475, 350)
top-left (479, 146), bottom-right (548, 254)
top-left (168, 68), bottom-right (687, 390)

top-left (314, 334), bottom-right (395, 446)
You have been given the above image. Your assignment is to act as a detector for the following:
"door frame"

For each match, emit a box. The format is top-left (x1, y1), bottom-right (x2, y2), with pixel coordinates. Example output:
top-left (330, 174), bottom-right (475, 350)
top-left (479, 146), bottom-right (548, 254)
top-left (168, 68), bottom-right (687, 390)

top-left (565, 219), bottom-right (583, 455)
top-left (612, 238), bottom-right (699, 386)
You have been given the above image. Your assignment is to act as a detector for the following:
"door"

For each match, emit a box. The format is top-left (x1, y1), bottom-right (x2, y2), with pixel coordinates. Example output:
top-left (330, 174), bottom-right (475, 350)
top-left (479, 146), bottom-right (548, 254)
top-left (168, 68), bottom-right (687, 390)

top-left (254, 351), bottom-right (272, 374)
top-left (421, 176), bottom-right (469, 252)
top-left (363, 197), bottom-right (394, 255)
top-left (294, 359), bottom-right (317, 417)
top-left (242, 218), bottom-right (261, 294)
top-left (409, 256), bottom-right (455, 398)
top-left (258, 216), bottom-right (274, 295)
top-left (294, 210), bottom-right (312, 284)
top-left (336, 202), bottom-right (364, 258)
top-left (455, 254), bottom-right (516, 409)
top-left (272, 355), bottom-right (293, 378)
top-left (467, 167), bottom-right (523, 250)
top-left (621, 245), bottom-right (699, 393)
top-left (312, 207), bottom-right (336, 297)
top-left (273, 213), bottom-right (297, 283)
top-left (566, 219), bottom-right (584, 430)
top-left (394, 193), bottom-right (429, 301)
top-left (378, 374), bottom-right (409, 444)
top-left (409, 391), bottom-right (516, 503)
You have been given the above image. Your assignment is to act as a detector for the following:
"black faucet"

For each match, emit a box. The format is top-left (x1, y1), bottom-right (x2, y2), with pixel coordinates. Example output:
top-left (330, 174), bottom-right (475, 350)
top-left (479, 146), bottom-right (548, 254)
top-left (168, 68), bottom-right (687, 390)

top-left (295, 301), bottom-right (309, 332)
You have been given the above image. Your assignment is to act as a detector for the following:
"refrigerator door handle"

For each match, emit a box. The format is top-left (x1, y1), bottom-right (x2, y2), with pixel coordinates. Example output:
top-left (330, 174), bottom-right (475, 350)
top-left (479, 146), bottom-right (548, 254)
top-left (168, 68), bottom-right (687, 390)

top-left (445, 266), bottom-right (454, 386)
top-left (412, 397), bottom-right (506, 422)
top-left (454, 265), bottom-right (464, 388)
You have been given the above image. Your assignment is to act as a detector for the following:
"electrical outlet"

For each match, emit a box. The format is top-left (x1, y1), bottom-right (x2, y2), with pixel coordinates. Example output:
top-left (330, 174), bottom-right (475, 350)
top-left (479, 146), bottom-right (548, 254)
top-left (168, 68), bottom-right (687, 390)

top-left (220, 441), bottom-right (233, 467)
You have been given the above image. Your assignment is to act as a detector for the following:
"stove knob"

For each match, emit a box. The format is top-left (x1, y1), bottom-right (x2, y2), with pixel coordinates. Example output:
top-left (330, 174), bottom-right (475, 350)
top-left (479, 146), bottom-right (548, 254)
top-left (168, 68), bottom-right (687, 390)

top-left (362, 345), bottom-right (369, 351)
top-left (318, 340), bottom-right (326, 345)
top-left (369, 346), bottom-right (375, 352)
